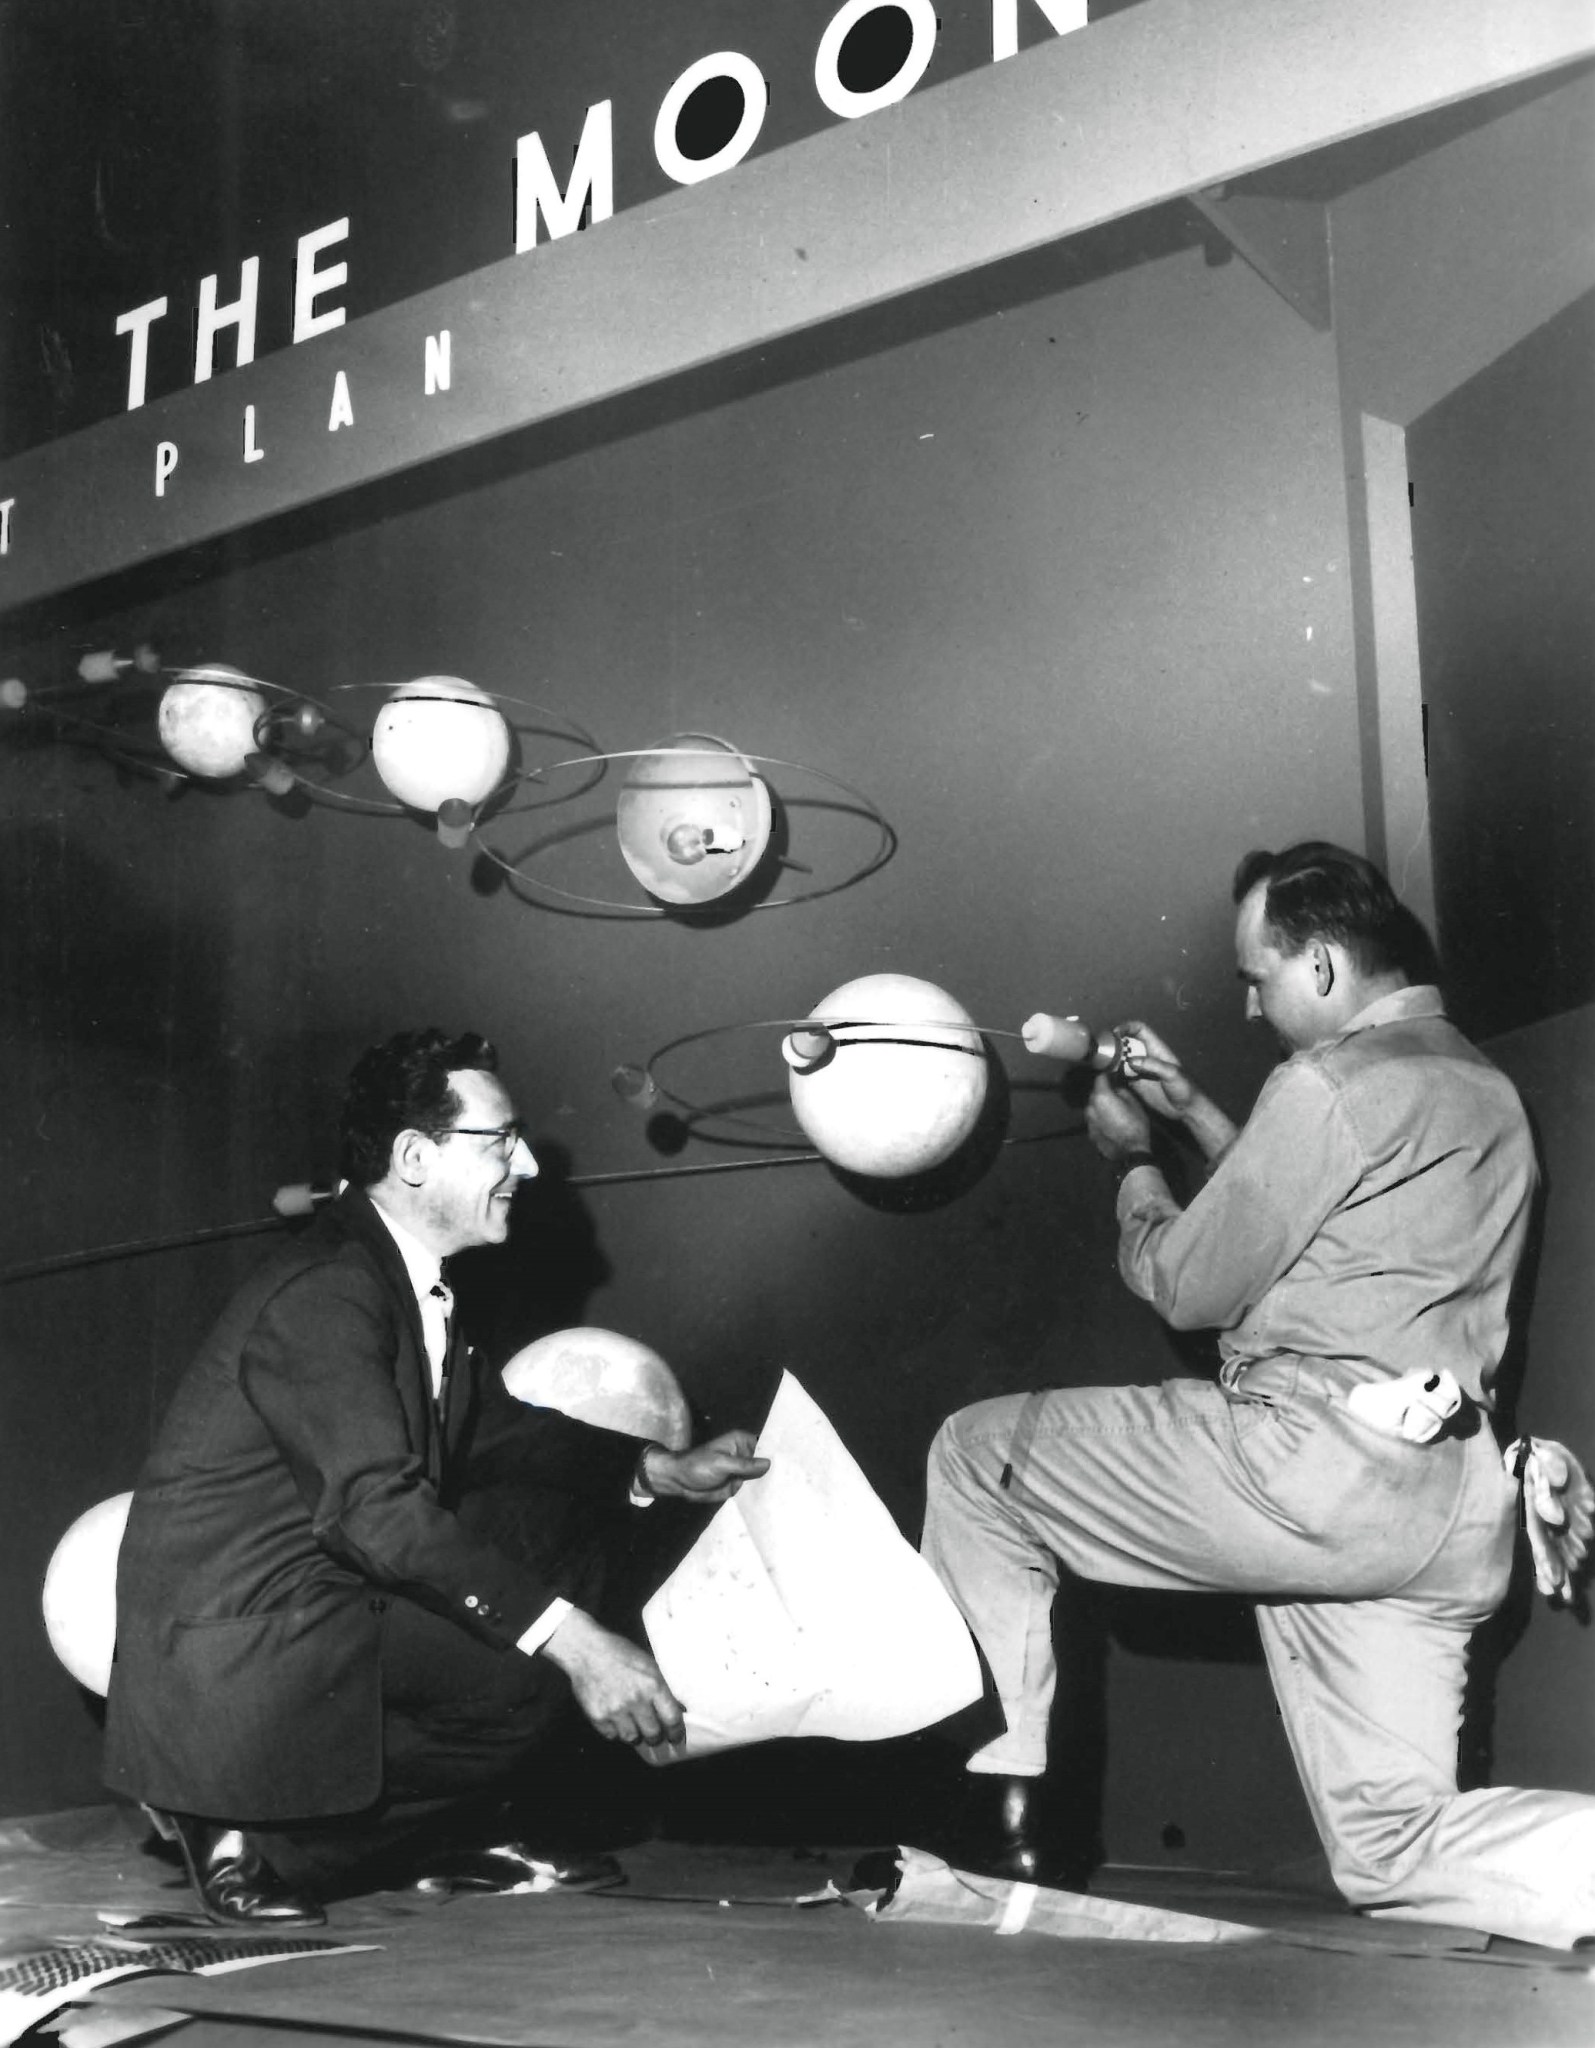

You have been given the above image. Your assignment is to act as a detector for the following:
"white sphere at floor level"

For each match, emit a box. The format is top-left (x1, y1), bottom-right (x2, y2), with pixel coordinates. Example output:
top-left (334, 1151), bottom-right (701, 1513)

top-left (371, 675), bottom-right (512, 813)
top-left (42, 1491), bottom-right (132, 1697)
top-left (502, 1328), bottom-right (693, 1450)
top-left (787, 973), bottom-right (988, 1179)
top-left (157, 665), bottom-right (267, 778)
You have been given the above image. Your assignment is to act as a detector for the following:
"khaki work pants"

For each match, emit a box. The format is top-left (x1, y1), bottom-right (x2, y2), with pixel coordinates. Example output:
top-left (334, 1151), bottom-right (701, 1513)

top-left (922, 1361), bottom-right (1595, 1948)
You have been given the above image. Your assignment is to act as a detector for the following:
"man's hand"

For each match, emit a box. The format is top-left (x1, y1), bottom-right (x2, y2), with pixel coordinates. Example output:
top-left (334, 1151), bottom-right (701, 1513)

top-left (1113, 1020), bottom-right (1197, 1121)
top-left (640, 1430), bottom-right (769, 1503)
top-left (1113, 1018), bottom-right (1239, 1167)
top-left (541, 1608), bottom-right (687, 1750)
top-left (1084, 1072), bottom-right (1153, 1163)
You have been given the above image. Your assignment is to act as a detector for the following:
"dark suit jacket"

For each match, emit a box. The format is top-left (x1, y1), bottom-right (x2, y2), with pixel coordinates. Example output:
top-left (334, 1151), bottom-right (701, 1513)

top-left (103, 1188), bottom-right (644, 1822)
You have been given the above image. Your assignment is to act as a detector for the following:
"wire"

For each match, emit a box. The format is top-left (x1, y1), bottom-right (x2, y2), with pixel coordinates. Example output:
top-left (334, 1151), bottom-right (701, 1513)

top-left (0, 1127), bottom-right (1084, 1289)
top-left (0, 1153), bottom-right (824, 1286)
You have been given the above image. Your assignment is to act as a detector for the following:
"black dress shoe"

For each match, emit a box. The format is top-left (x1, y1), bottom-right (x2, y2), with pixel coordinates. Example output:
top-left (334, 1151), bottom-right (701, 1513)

top-left (148, 1808), bottom-right (326, 1928)
top-left (937, 1774), bottom-right (1094, 1892)
top-left (411, 1840), bottom-right (625, 1896)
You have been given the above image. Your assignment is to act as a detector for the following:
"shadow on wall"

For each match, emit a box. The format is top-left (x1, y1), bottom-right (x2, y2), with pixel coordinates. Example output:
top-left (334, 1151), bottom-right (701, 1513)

top-left (450, 1142), bottom-right (614, 1366)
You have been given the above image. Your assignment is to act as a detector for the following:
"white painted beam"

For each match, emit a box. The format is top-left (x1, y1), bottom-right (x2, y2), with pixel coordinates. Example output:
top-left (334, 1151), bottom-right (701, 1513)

top-left (2, 0), bottom-right (1592, 613)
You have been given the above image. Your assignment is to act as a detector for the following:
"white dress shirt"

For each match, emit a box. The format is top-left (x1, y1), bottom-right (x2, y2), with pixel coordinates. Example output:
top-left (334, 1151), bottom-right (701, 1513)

top-left (368, 1197), bottom-right (570, 1657)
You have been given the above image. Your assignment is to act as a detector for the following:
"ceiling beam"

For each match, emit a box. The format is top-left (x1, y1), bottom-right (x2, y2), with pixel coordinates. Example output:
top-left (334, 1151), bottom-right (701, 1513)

top-left (2, 0), bottom-right (1592, 615)
top-left (1188, 190), bottom-right (1333, 330)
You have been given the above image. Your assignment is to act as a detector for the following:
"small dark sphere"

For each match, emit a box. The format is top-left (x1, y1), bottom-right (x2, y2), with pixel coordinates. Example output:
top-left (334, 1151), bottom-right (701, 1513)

top-left (645, 1111), bottom-right (692, 1157)
top-left (469, 851), bottom-right (508, 897)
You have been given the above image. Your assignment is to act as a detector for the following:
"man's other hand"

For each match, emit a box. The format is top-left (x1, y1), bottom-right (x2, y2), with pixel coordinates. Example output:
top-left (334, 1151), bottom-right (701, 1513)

top-left (1112, 1018), bottom-right (1239, 1167)
top-left (1114, 1019), bottom-right (1197, 1121)
top-left (542, 1609), bottom-right (687, 1749)
top-left (641, 1431), bottom-right (770, 1503)
top-left (1084, 1072), bottom-right (1153, 1162)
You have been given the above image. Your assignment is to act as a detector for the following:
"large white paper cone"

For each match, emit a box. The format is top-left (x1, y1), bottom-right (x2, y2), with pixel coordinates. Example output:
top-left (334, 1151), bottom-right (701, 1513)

top-left (643, 1371), bottom-right (982, 1758)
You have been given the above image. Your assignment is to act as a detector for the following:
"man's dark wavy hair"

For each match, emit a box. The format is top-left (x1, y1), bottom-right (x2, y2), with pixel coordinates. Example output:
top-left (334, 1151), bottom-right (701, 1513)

top-left (340, 1028), bottom-right (498, 1188)
top-left (1231, 840), bottom-right (1420, 979)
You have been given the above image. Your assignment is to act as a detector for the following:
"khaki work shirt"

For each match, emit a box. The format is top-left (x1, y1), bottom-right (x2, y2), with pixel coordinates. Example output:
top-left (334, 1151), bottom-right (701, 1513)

top-left (1115, 987), bottom-right (1536, 1406)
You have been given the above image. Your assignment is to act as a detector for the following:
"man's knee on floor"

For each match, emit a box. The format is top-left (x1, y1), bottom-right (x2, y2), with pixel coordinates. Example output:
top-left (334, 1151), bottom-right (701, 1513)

top-left (1320, 1795), bottom-right (1451, 1910)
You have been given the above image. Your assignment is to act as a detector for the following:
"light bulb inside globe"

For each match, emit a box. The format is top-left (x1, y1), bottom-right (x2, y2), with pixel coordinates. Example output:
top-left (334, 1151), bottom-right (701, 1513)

top-left (665, 822), bottom-right (709, 866)
top-left (616, 734), bottom-right (773, 906)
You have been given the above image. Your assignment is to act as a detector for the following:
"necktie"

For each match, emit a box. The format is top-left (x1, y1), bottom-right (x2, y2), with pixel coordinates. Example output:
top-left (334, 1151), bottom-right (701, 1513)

top-left (425, 1279), bottom-right (454, 1407)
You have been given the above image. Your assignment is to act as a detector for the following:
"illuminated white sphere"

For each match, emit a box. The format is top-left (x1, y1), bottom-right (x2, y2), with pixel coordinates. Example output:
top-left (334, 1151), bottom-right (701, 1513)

top-left (158, 665), bottom-right (266, 778)
top-left (371, 675), bottom-right (511, 813)
top-left (502, 1327), bottom-right (692, 1450)
top-left (616, 733), bottom-right (773, 906)
top-left (42, 1491), bottom-right (131, 1696)
top-left (787, 973), bottom-right (988, 1178)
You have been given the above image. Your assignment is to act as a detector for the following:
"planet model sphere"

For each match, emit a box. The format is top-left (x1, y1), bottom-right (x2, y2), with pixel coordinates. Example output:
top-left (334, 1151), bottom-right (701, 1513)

top-left (787, 973), bottom-right (987, 1178)
top-left (157, 665), bottom-right (267, 778)
top-left (502, 1327), bottom-right (692, 1449)
top-left (42, 1491), bottom-right (132, 1696)
top-left (371, 675), bottom-right (512, 813)
top-left (616, 733), bottom-right (773, 906)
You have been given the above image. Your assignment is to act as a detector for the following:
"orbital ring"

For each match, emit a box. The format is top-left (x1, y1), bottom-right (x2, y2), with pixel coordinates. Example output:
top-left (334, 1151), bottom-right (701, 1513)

top-left (634, 1014), bottom-right (1031, 1147)
top-left (474, 750), bottom-right (895, 917)
top-left (326, 683), bottom-right (604, 814)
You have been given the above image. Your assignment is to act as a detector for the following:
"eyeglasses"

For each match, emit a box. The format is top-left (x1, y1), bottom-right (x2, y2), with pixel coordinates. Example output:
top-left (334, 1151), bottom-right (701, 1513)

top-left (438, 1119), bottom-right (530, 1161)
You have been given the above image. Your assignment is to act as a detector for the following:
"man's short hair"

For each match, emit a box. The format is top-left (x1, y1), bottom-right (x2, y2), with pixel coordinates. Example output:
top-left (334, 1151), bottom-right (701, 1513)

top-left (1232, 841), bottom-right (1417, 979)
top-left (340, 1028), bottom-right (498, 1188)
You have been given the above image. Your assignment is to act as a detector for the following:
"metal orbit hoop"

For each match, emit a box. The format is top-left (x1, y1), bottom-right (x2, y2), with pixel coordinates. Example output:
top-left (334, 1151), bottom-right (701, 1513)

top-left (629, 1014), bottom-right (1029, 1147)
top-left (7, 664), bottom-right (365, 794)
top-left (472, 749), bottom-right (895, 917)
top-left (324, 681), bottom-right (603, 819)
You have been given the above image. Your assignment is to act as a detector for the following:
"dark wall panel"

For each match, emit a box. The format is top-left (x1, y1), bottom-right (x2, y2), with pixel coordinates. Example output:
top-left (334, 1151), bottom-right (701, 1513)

top-left (5, 237), bottom-right (1361, 1869)
top-left (1409, 291), bottom-right (1595, 1040)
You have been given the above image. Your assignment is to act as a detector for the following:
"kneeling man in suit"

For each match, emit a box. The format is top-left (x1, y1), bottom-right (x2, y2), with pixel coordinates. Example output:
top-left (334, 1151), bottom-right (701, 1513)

top-left (105, 1027), bottom-right (767, 1925)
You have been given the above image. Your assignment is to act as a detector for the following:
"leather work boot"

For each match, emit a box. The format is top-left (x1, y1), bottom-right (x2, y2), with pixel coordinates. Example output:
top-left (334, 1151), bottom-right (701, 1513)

top-left (938, 1773), bottom-right (1094, 1891)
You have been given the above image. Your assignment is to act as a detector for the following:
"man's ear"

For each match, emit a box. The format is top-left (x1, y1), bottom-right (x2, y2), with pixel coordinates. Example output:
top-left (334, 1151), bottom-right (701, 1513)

top-left (392, 1127), bottom-right (431, 1188)
top-left (1310, 941), bottom-right (1335, 998)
